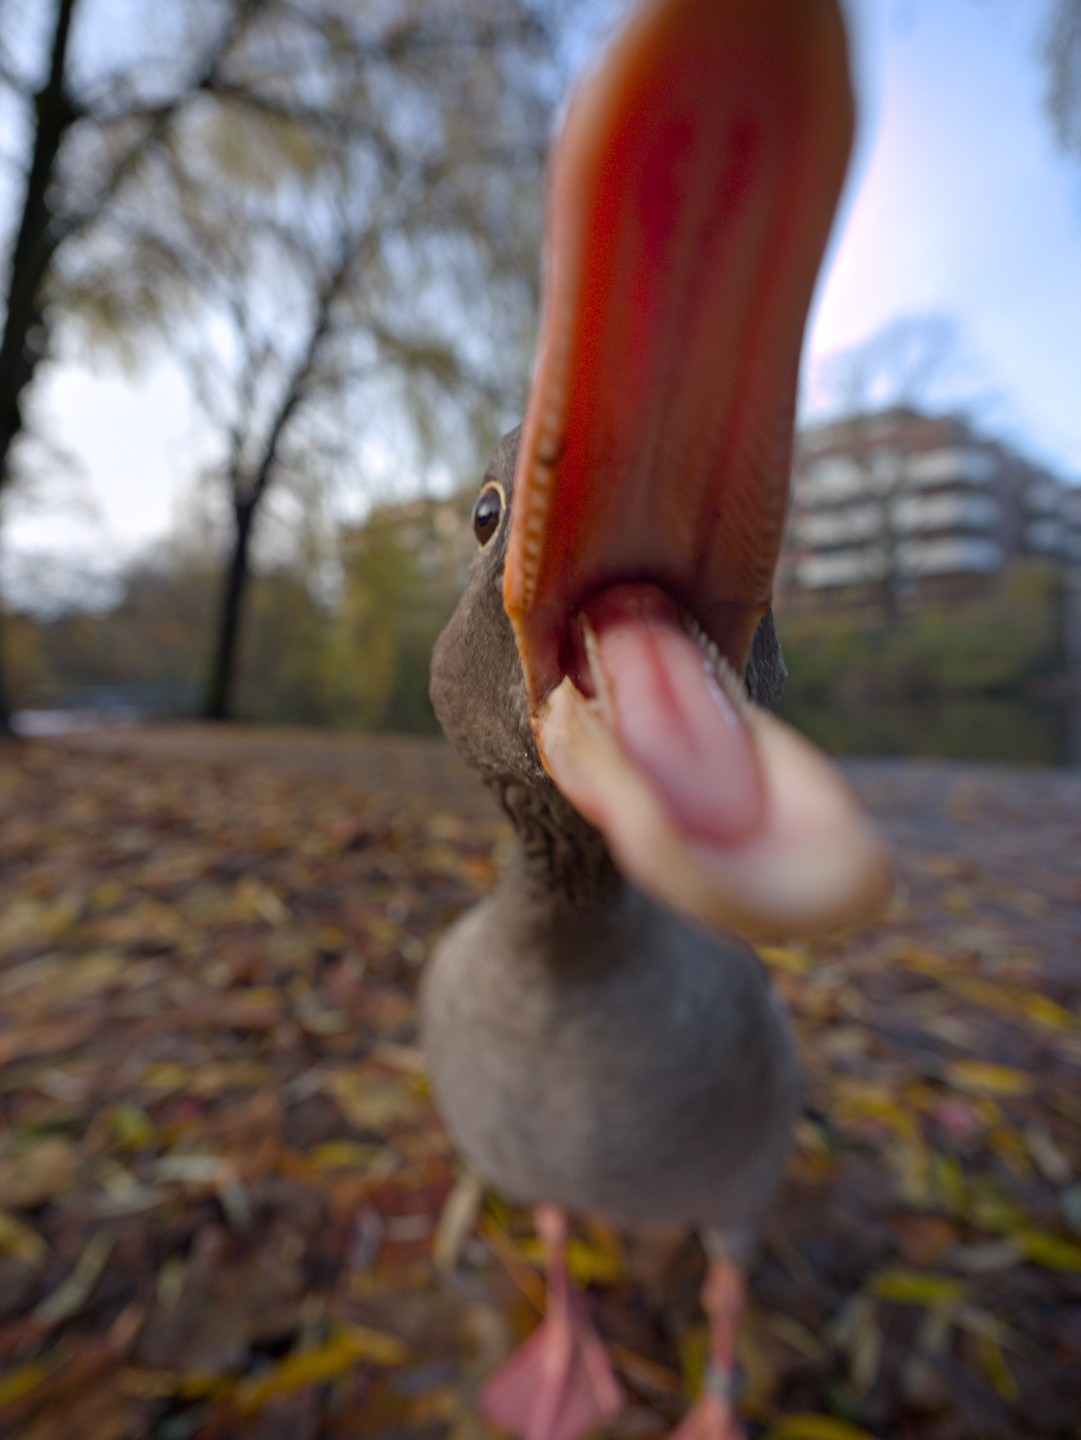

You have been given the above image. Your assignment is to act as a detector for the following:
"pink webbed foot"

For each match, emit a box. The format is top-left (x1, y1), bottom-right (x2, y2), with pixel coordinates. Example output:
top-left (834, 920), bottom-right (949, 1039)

top-left (666, 1255), bottom-right (746, 1440)
top-left (482, 1207), bottom-right (624, 1440)
top-left (666, 1378), bottom-right (745, 1440)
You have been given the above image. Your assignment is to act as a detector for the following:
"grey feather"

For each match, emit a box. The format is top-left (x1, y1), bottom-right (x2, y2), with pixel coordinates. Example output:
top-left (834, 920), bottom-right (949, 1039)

top-left (424, 427), bottom-right (798, 1242)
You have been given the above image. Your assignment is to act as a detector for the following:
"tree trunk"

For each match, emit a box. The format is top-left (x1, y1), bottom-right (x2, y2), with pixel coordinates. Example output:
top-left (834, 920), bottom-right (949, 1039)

top-left (203, 501), bottom-right (256, 721)
top-left (0, 601), bottom-right (13, 738)
top-left (0, 0), bottom-right (82, 737)
top-left (0, 0), bottom-right (81, 490)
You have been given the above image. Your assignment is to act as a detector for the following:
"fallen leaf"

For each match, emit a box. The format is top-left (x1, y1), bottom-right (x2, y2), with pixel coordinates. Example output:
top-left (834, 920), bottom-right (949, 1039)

top-left (0, 1359), bottom-right (49, 1408)
top-left (234, 1325), bottom-right (410, 1413)
top-left (944, 1061), bottom-right (1035, 1097)
top-left (1014, 1228), bottom-right (1081, 1273)
top-left (765, 1415), bottom-right (880, 1440)
top-left (866, 1270), bottom-right (969, 1308)
top-left (330, 1072), bottom-right (424, 1133)
top-left (0, 1211), bottom-right (48, 1267)
top-left (34, 1232), bottom-right (115, 1327)
top-left (433, 1172), bottom-right (484, 1274)
top-left (0, 1136), bottom-right (79, 1209)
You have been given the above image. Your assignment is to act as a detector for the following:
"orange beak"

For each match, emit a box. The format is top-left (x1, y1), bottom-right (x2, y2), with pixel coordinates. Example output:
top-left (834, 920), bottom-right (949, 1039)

top-left (504, 0), bottom-right (891, 938)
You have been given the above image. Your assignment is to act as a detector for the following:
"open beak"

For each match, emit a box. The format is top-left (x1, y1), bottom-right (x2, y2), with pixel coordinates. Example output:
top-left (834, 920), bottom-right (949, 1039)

top-left (504, 0), bottom-right (891, 938)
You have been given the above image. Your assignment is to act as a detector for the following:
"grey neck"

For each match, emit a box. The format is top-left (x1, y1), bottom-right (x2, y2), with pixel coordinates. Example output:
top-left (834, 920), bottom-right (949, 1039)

top-left (492, 777), bottom-right (622, 912)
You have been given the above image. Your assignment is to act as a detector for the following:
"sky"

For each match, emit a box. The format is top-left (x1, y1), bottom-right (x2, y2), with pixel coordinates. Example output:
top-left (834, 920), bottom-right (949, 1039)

top-left (5, 0), bottom-right (1081, 588)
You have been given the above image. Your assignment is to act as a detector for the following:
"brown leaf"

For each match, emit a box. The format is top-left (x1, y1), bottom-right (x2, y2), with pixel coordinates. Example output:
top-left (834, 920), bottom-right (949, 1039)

top-left (0, 1137), bottom-right (79, 1209)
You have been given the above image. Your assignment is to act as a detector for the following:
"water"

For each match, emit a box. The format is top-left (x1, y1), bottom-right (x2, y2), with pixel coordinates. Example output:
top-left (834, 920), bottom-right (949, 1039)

top-left (12, 707), bottom-right (145, 737)
top-left (781, 693), bottom-right (1081, 768)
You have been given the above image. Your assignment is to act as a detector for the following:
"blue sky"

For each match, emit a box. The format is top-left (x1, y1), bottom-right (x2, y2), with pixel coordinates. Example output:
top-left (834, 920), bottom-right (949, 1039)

top-left (7, 0), bottom-right (1080, 577)
top-left (813, 0), bottom-right (1081, 467)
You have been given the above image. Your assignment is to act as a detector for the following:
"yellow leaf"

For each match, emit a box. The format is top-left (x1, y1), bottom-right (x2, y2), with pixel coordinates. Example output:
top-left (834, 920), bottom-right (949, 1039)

top-left (928, 1152), bottom-right (968, 1215)
top-left (987, 1125), bottom-right (1032, 1178)
top-left (944, 1062), bottom-right (1034, 1097)
top-left (759, 945), bottom-right (814, 974)
top-left (0, 1211), bottom-right (47, 1266)
top-left (178, 1372), bottom-right (232, 1400)
top-left (108, 1103), bottom-right (158, 1151)
top-left (142, 1062), bottom-right (193, 1092)
top-left (1015, 991), bottom-right (1076, 1032)
top-left (867, 1269), bottom-right (969, 1307)
top-left (308, 1141), bottom-right (381, 1169)
top-left (0, 1361), bottom-right (49, 1408)
top-left (118, 1369), bottom-right (231, 1401)
top-left (678, 1324), bottom-right (709, 1398)
top-left (898, 947), bottom-right (947, 977)
top-left (978, 1334), bottom-right (1020, 1401)
top-left (330, 1073), bottom-right (423, 1133)
top-left (1015, 1228), bottom-right (1081, 1272)
top-left (565, 1236), bottom-right (623, 1287)
top-left (831, 1083), bottom-right (921, 1143)
top-left (898, 950), bottom-right (1080, 1036)
top-left (514, 1236), bottom-right (623, 1287)
top-left (234, 1326), bottom-right (409, 1413)
top-left (766, 1414), bottom-right (880, 1440)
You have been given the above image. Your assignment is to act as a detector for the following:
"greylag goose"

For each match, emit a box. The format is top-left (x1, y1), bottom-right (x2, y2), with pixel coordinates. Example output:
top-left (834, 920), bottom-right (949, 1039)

top-left (423, 2), bottom-right (891, 1437)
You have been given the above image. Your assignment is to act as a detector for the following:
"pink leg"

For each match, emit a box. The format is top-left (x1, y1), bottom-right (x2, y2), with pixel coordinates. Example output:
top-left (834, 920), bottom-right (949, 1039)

top-left (482, 1206), bottom-right (624, 1440)
top-left (667, 1260), bottom-right (746, 1440)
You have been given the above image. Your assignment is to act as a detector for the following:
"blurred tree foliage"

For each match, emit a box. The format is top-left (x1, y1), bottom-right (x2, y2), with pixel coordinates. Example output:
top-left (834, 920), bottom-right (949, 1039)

top-left (779, 561), bottom-right (1062, 707)
top-left (116, 0), bottom-right (556, 723)
top-left (9, 488), bottom-right (474, 733)
top-left (0, 0), bottom-right (322, 729)
top-left (0, 0), bottom-right (559, 731)
top-left (329, 494), bottom-right (472, 731)
top-left (10, 539), bottom-right (1065, 752)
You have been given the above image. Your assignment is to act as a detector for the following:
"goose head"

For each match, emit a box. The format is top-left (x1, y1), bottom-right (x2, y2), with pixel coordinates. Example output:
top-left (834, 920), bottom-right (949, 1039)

top-left (431, 0), bottom-right (891, 939)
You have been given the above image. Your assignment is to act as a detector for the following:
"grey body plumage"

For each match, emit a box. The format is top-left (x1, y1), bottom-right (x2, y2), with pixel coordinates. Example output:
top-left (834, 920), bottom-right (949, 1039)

top-left (422, 428), bottom-right (798, 1247)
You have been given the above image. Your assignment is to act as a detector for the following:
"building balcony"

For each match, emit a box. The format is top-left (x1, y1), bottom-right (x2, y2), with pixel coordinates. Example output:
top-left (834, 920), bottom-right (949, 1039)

top-left (891, 492), bottom-right (1000, 532)
top-left (896, 536), bottom-right (1002, 576)
top-left (797, 445), bottom-right (999, 507)
top-left (795, 548), bottom-right (888, 589)
top-left (793, 504), bottom-right (882, 546)
top-left (904, 447), bottom-right (997, 489)
top-left (1026, 520), bottom-right (1067, 556)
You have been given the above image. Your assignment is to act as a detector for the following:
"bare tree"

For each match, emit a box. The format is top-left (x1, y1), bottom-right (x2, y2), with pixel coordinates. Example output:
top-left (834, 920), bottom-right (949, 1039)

top-left (0, 0), bottom-right (558, 729)
top-left (149, 1), bottom-right (557, 721)
top-left (0, 0), bottom-right (368, 731)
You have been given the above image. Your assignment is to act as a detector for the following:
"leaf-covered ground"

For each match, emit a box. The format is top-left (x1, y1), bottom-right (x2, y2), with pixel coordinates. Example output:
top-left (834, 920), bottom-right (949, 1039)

top-left (0, 727), bottom-right (1078, 1440)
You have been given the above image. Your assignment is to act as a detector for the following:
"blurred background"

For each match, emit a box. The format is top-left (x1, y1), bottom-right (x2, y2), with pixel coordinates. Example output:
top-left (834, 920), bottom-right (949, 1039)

top-left (2, 8), bottom-right (1080, 1440)
top-left (0, 0), bottom-right (1079, 754)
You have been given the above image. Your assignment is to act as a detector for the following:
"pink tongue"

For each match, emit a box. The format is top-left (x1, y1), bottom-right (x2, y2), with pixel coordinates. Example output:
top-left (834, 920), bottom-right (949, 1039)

top-left (582, 591), bottom-right (764, 846)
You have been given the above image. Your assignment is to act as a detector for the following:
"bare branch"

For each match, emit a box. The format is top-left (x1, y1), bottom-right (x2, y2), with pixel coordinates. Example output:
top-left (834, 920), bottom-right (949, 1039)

top-left (1044, 0), bottom-right (1081, 159)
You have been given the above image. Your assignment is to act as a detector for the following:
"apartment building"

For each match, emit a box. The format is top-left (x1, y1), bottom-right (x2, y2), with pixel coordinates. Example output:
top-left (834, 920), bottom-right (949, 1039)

top-left (777, 408), bottom-right (1081, 611)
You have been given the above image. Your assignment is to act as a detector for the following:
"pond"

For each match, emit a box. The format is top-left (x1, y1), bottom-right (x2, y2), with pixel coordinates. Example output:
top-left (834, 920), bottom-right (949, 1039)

top-left (781, 693), bottom-right (1081, 768)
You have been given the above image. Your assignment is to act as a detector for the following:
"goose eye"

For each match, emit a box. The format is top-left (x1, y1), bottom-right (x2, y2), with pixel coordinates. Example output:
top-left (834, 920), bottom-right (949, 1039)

top-left (472, 483), bottom-right (504, 546)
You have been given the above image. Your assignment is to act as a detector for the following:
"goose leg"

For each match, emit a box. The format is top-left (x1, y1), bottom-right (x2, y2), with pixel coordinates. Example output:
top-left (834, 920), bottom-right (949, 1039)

top-left (667, 1258), bottom-right (746, 1440)
top-left (482, 1205), bottom-right (624, 1440)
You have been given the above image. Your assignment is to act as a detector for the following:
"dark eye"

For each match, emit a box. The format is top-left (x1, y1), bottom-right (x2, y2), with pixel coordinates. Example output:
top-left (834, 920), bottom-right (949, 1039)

top-left (472, 483), bottom-right (504, 546)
